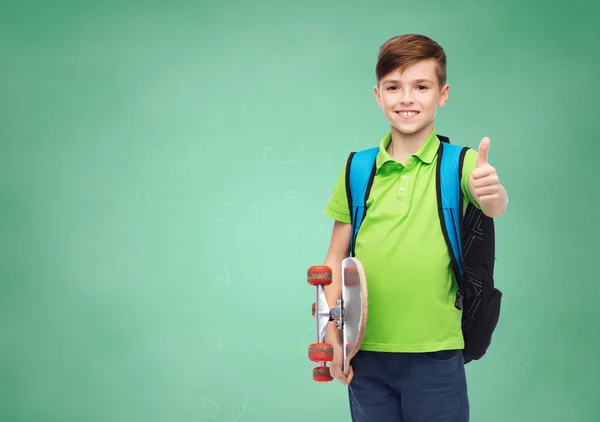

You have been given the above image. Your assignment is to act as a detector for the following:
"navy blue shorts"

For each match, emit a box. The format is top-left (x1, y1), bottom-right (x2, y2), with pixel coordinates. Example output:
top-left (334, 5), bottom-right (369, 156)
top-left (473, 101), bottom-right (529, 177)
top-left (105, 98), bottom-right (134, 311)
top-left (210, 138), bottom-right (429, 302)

top-left (347, 349), bottom-right (469, 422)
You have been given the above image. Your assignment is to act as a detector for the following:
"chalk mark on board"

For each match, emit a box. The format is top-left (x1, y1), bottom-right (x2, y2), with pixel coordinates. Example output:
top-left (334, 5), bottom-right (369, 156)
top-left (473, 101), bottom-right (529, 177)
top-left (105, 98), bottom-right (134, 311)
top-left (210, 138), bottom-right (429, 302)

top-left (214, 266), bottom-right (231, 290)
top-left (285, 142), bottom-right (304, 168)
top-left (285, 190), bottom-right (297, 208)
top-left (189, 148), bottom-right (204, 169)
top-left (231, 394), bottom-right (248, 422)
top-left (263, 135), bottom-right (275, 162)
top-left (200, 397), bottom-right (221, 419)
top-left (318, 224), bottom-right (331, 240)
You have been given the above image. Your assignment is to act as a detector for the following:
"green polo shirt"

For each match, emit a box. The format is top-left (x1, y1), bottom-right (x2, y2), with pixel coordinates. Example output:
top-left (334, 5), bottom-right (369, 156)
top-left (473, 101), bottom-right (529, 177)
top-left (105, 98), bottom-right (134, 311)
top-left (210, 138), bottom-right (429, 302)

top-left (324, 129), bottom-right (479, 353)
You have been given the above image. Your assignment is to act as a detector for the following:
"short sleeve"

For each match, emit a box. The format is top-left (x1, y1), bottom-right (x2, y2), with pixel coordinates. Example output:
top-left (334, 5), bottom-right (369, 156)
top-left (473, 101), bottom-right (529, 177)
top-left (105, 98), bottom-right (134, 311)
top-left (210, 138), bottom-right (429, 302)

top-left (461, 148), bottom-right (481, 210)
top-left (323, 161), bottom-right (351, 224)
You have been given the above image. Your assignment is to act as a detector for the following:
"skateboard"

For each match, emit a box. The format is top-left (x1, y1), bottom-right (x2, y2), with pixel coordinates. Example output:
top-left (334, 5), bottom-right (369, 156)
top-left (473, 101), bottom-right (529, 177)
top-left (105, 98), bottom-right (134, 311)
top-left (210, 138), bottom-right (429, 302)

top-left (306, 257), bottom-right (368, 382)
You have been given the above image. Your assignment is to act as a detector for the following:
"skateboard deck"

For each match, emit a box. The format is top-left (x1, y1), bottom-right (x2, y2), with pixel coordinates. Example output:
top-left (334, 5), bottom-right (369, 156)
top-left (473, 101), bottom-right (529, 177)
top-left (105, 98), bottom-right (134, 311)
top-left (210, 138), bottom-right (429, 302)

top-left (341, 257), bottom-right (368, 376)
top-left (307, 257), bottom-right (368, 382)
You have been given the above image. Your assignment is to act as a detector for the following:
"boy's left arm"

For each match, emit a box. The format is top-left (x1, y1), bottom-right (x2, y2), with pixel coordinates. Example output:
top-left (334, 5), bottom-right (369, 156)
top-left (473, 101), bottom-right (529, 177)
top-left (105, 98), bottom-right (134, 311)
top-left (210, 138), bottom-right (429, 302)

top-left (467, 137), bottom-right (508, 218)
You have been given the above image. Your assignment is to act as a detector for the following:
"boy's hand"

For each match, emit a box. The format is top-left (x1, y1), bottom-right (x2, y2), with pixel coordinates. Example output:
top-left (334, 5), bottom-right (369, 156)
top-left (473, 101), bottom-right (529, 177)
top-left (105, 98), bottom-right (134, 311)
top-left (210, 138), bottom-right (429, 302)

top-left (470, 137), bottom-right (500, 205)
top-left (469, 137), bottom-right (508, 217)
top-left (329, 346), bottom-right (354, 385)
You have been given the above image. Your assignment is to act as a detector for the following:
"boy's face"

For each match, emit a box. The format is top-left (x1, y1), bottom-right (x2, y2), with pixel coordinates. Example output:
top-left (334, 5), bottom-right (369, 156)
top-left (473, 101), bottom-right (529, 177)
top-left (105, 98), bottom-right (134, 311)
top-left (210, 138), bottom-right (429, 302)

top-left (374, 59), bottom-right (449, 139)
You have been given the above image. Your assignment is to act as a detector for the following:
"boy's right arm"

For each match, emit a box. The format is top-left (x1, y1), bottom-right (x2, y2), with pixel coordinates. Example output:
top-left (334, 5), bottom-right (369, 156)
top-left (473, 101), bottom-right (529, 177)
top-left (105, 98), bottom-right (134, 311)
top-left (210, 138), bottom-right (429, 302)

top-left (321, 162), bottom-right (354, 384)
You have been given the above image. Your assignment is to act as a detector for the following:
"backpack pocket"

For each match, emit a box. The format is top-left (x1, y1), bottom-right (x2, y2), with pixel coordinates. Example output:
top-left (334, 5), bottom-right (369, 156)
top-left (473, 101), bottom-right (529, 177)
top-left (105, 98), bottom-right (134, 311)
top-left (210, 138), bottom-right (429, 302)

top-left (463, 287), bottom-right (502, 363)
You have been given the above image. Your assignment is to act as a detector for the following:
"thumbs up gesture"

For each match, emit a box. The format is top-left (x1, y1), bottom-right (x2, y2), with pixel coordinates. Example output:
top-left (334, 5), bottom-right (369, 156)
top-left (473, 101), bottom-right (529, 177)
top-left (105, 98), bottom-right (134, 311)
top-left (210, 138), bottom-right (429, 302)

top-left (470, 137), bottom-right (500, 205)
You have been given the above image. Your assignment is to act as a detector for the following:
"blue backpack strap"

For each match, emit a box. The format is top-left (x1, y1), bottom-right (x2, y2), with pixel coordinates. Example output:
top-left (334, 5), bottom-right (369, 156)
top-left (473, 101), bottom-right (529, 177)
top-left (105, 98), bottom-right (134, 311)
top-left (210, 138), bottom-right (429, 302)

top-left (437, 141), bottom-right (469, 308)
top-left (345, 146), bottom-right (379, 257)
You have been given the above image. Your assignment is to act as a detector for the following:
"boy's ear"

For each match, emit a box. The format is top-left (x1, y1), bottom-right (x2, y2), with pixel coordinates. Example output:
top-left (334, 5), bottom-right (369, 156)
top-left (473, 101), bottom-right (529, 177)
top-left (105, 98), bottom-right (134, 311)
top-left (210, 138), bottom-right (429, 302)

top-left (438, 84), bottom-right (450, 106)
top-left (374, 86), bottom-right (383, 109)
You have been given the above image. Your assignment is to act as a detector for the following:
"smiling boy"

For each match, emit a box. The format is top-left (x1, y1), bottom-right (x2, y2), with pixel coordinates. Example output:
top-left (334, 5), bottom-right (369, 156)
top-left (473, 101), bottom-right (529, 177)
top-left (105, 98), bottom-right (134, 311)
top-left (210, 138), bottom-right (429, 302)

top-left (322, 34), bottom-right (508, 422)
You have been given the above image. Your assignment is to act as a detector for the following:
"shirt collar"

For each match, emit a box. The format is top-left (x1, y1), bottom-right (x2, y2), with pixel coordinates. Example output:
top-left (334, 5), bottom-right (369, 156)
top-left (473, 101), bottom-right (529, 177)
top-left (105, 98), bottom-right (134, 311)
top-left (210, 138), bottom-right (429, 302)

top-left (375, 129), bottom-right (440, 171)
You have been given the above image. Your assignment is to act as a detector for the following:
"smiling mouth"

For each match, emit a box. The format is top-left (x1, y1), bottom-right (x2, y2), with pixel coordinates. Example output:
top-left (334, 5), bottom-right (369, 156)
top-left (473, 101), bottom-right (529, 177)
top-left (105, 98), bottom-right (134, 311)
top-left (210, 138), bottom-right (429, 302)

top-left (395, 111), bottom-right (420, 119)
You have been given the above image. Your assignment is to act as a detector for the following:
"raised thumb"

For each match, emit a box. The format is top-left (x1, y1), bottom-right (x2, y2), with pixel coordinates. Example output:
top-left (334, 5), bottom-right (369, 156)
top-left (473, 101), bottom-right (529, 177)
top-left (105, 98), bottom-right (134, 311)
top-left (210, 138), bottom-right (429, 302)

top-left (476, 137), bottom-right (490, 167)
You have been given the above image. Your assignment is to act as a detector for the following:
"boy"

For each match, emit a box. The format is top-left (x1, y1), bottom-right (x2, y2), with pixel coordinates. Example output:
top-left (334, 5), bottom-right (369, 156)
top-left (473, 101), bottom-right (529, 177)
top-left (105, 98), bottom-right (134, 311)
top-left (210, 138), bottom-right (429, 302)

top-left (322, 34), bottom-right (508, 422)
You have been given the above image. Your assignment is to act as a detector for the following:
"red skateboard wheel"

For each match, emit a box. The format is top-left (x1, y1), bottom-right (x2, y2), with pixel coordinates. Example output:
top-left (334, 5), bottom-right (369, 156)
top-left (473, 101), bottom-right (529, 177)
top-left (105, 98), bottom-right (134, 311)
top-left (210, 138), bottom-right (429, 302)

top-left (312, 302), bottom-right (316, 317)
top-left (308, 342), bottom-right (334, 362)
top-left (307, 266), bottom-right (332, 286)
top-left (313, 365), bottom-right (333, 382)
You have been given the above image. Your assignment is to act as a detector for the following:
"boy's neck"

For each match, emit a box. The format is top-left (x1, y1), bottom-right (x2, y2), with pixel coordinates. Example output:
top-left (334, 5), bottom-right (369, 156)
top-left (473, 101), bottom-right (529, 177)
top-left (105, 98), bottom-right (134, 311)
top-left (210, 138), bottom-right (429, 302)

top-left (387, 125), bottom-right (434, 164)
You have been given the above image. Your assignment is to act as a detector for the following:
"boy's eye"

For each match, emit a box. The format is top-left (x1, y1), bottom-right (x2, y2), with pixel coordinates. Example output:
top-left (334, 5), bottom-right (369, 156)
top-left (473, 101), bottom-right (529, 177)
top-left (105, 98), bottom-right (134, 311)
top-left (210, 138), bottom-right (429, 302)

top-left (387, 86), bottom-right (397, 90)
top-left (417, 85), bottom-right (428, 90)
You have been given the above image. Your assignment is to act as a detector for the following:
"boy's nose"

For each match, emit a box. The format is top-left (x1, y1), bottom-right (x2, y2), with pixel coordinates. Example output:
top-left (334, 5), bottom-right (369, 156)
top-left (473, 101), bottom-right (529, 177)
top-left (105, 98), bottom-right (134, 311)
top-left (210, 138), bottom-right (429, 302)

top-left (400, 94), bottom-right (414, 104)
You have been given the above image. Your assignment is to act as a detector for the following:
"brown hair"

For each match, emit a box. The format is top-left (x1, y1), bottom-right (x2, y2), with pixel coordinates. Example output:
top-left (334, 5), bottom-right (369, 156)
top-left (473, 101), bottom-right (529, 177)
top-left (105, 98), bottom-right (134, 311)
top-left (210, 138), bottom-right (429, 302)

top-left (375, 34), bottom-right (447, 87)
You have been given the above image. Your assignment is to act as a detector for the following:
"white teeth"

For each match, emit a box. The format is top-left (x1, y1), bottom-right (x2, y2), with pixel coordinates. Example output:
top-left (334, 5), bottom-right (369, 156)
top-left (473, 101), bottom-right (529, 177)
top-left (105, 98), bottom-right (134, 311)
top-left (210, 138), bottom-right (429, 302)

top-left (399, 111), bottom-right (418, 117)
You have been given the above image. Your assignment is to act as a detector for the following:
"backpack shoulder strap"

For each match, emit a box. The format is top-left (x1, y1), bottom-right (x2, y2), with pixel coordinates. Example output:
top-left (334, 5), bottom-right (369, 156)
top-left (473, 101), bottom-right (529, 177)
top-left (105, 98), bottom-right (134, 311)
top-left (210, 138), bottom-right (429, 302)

top-left (436, 141), bottom-right (469, 308)
top-left (345, 146), bottom-right (378, 257)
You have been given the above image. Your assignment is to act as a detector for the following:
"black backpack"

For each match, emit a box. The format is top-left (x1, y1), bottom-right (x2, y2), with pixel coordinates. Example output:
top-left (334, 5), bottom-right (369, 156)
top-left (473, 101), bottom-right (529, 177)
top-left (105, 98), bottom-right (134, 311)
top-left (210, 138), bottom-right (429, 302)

top-left (345, 134), bottom-right (502, 364)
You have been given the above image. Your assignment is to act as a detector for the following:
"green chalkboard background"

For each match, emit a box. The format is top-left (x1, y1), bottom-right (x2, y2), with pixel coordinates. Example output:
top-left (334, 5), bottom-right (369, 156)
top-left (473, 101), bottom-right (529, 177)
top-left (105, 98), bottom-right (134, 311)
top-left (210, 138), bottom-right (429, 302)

top-left (1, 0), bottom-right (599, 421)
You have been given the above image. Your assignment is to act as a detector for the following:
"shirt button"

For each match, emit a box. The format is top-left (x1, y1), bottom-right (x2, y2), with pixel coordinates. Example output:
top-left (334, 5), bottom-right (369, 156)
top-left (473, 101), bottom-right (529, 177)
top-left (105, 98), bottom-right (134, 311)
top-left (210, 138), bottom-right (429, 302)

top-left (402, 175), bottom-right (408, 180)
top-left (400, 186), bottom-right (406, 192)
